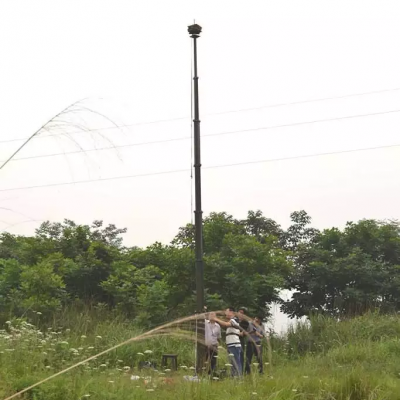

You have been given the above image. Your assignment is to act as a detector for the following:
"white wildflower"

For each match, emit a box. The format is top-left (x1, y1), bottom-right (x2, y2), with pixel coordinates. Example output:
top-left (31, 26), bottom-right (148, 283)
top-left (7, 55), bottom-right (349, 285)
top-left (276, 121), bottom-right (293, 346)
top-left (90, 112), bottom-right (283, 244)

top-left (144, 350), bottom-right (153, 354)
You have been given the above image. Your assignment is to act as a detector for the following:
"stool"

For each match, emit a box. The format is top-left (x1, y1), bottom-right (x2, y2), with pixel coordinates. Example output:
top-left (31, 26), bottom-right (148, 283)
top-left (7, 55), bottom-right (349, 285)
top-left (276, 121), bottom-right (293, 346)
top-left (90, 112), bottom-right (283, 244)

top-left (161, 354), bottom-right (178, 371)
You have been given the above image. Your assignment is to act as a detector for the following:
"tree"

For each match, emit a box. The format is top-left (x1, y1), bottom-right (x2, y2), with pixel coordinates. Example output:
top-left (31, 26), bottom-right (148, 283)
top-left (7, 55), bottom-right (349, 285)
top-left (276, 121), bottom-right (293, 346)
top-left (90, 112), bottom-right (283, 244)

top-left (282, 219), bottom-right (400, 318)
top-left (101, 262), bottom-right (165, 317)
top-left (135, 280), bottom-right (170, 327)
top-left (173, 211), bottom-right (291, 317)
top-left (20, 259), bottom-right (66, 315)
top-left (205, 233), bottom-right (291, 317)
top-left (280, 210), bottom-right (319, 251)
top-left (242, 210), bottom-right (283, 242)
top-left (0, 259), bottom-right (24, 314)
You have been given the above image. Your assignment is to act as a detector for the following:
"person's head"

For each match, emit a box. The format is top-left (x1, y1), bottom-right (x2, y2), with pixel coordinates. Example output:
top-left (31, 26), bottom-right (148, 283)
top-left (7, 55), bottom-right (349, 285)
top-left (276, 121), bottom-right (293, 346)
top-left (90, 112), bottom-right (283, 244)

top-left (238, 307), bottom-right (247, 315)
top-left (237, 307), bottom-right (247, 320)
top-left (254, 316), bottom-right (262, 325)
top-left (225, 307), bottom-right (236, 319)
top-left (209, 312), bottom-right (216, 322)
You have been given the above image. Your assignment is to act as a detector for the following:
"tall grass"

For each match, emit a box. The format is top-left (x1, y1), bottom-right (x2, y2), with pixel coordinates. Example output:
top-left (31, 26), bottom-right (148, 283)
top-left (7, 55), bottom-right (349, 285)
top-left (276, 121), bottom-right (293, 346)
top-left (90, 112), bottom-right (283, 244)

top-left (1, 311), bottom-right (400, 399)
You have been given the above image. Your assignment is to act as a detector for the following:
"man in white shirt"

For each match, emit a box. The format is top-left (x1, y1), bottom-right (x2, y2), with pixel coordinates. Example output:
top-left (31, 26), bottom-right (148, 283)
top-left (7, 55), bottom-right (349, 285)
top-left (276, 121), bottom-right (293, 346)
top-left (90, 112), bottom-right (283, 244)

top-left (204, 312), bottom-right (221, 375)
top-left (214, 307), bottom-right (243, 377)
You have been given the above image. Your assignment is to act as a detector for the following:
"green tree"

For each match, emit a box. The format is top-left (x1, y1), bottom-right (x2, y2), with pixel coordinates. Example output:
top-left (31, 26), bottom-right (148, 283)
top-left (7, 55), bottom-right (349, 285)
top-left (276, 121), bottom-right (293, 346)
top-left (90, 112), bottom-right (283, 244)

top-left (172, 211), bottom-right (291, 317)
top-left (135, 280), bottom-right (170, 327)
top-left (0, 259), bottom-right (24, 315)
top-left (282, 219), bottom-right (400, 318)
top-left (20, 259), bottom-right (66, 315)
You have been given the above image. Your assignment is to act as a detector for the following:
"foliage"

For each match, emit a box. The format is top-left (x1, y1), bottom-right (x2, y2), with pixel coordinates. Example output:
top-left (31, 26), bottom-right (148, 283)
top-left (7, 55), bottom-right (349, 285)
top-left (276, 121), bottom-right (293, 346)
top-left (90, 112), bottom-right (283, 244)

top-left (0, 312), bottom-right (400, 399)
top-left (283, 218), bottom-right (400, 318)
top-left (2, 210), bottom-right (400, 323)
top-left (0, 211), bottom-right (291, 323)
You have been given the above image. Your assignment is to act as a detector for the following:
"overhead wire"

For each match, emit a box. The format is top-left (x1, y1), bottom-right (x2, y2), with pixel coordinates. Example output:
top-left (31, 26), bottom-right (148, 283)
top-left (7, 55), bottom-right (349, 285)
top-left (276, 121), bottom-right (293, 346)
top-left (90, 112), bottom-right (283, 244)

top-left (1, 86), bottom-right (400, 145)
top-left (0, 142), bottom-right (399, 193)
top-left (2, 108), bottom-right (400, 165)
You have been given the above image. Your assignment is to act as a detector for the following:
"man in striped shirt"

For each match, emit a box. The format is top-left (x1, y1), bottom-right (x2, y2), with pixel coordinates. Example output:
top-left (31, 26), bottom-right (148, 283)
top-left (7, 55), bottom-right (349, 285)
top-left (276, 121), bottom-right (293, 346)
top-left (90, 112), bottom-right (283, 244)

top-left (214, 307), bottom-right (243, 377)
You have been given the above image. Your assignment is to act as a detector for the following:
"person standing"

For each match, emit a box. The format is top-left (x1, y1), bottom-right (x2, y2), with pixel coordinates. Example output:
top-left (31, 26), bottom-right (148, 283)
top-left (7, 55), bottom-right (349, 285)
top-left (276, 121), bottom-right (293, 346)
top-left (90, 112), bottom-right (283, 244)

top-left (214, 307), bottom-right (243, 377)
top-left (237, 306), bottom-right (250, 371)
top-left (204, 312), bottom-right (221, 376)
top-left (245, 316), bottom-right (264, 374)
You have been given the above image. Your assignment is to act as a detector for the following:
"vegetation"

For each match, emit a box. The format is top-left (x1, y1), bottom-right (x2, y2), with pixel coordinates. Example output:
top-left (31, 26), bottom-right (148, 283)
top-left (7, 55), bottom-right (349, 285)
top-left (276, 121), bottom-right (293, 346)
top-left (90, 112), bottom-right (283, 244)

top-left (2, 210), bottom-right (400, 398)
top-left (0, 312), bottom-right (400, 399)
top-left (2, 210), bottom-right (400, 325)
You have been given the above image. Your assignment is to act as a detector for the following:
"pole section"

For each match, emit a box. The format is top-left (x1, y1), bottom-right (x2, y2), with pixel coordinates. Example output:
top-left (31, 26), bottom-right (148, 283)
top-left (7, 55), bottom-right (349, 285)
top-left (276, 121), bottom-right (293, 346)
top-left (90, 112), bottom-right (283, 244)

top-left (188, 23), bottom-right (205, 373)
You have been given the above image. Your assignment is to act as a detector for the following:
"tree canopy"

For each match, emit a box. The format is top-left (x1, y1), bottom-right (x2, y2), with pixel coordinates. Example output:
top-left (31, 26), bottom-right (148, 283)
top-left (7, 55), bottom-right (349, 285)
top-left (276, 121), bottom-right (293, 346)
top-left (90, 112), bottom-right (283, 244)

top-left (1, 211), bottom-right (400, 326)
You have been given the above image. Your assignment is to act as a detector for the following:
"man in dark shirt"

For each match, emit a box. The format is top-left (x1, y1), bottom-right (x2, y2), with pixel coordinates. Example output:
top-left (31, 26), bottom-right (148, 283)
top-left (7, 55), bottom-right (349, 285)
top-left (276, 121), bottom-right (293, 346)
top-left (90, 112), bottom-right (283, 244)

top-left (245, 316), bottom-right (264, 374)
top-left (237, 307), bottom-right (250, 371)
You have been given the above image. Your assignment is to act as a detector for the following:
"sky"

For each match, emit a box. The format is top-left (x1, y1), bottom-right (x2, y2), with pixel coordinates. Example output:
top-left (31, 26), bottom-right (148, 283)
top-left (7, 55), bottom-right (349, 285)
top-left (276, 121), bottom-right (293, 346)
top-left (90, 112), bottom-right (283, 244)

top-left (1, 0), bottom-right (400, 332)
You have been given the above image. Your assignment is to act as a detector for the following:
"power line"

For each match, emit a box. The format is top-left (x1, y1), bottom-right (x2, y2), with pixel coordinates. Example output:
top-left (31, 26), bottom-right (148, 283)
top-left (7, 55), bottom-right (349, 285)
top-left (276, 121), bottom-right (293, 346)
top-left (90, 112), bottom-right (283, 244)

top-left (207, 86), bottom-right (400, 116)
top-left (1, 142), bottom-right (399, 193)
top-left (2, 108), bottom-right (400, 164)
top-left (0, 117), bottom-right (189, 145)
top-left (2, 86), bottom-right (400, 145)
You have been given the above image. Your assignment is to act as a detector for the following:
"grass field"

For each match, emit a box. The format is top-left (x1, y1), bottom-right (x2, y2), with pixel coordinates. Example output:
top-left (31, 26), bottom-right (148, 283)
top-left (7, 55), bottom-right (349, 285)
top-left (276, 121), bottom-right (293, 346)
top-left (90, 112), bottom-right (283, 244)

top-left (1, 309), bottom-right (400, 400)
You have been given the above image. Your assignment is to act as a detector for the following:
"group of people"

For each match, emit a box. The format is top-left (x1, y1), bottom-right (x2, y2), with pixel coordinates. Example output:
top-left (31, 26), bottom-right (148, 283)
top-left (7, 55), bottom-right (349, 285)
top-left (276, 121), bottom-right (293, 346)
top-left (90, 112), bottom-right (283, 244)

top-left (204, 307), bottom-right (264, 377)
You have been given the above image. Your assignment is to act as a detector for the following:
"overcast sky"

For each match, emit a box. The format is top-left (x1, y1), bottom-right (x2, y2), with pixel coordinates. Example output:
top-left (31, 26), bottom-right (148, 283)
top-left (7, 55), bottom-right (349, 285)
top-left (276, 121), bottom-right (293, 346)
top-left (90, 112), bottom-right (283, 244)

top-left (1, 0), bottom-right (400, 330)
